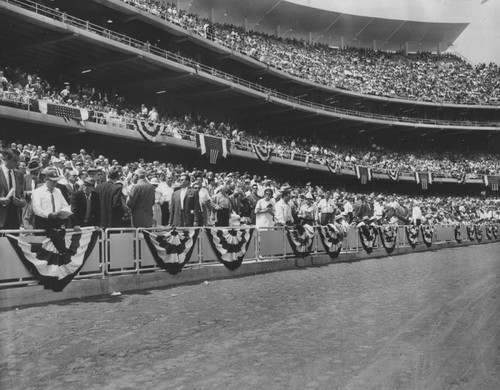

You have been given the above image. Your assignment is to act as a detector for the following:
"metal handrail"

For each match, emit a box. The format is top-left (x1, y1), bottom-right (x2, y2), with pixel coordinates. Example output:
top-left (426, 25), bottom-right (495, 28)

top-left (2, 0), bottom-right (499, 128)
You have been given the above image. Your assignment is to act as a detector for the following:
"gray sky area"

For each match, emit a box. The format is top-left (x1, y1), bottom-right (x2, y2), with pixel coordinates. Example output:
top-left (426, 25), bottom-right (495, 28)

top-left (288, 0), bottom-right (500, 64)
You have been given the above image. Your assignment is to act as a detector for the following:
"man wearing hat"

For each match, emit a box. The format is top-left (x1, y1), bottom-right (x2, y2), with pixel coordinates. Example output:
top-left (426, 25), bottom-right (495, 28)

top-left (71, 178), bottom-right (100, 227)
top-left (0, 148), bottom-right (26, 230)
top-left (126, 168), bottom-right (155, 227)
top-left (31, 168), bottom-right (72, 253)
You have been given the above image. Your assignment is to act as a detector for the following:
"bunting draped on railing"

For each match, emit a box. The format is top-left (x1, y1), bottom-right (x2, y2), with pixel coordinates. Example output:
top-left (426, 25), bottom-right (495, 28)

top-left (196, 134), bottom-right (230, 164)
top-left (415, 172), bottom-right (433, 190)
top-left (358, 224), bottom-right (378, 253)
top-left (327, 160), bottom-right (341, 175)
top-left (205, 227), bottom-right (254, 270)
top-left (252, 144), bottom-right (273, 162)
top-left (486, 225), bottom-right (493, 240)
top-left (466, 225), bottom-right (475, 241)
top-left (475, 225), bottom-right (483, 242)
top-left (406, 225), bottom-right (419, 248)
top-left (7, 227), bottom-right (99, 292)
top-left (285, 224), bottom-right (315, 258)
top-left (387, 168), bottom-right (400, 181)
top-left (454, 225), bottom-right (462, 243)
top-left (317, 224), bottom-right (344, 258)
top-left (483, 175), bottom-right (499, 191)
top-left (355, 165), bottom-right (372, 184)
top-left (421, 225), bottom-right (434, 247)
top-left (142, 228), bottom-right (200, 275)
top-left (493, 225), bottom-right (498, 239)
top-left (457, 174), bottom-right (467, 185)
top-left (378, 225), bottom-right (398, 253)
top-left (36, 100), bottom-right (91, 126)
top-left (133, 119), bottom-right (165, 142)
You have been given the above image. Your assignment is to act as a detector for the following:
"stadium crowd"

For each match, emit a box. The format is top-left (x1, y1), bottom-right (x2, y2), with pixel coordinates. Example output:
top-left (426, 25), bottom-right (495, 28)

top-left (1, 65), bottom-right (500, 180)
top-left (1, 139), bottom-right (499, 234)
top-left (119, 0), bottom-right (500, 105)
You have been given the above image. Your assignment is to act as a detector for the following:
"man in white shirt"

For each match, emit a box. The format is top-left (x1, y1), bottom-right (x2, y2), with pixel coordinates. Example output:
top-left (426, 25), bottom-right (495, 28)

top-left (274, 190), bottom-right (294, 226)
top-left (32, 168), bottom-right (73, 254)
top-left (317, 191), bottom-right (336, 225)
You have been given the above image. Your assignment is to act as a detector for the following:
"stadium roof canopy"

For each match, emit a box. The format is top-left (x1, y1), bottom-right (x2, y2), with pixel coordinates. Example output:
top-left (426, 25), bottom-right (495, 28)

top-left (183, 0), bottom-right (469, 53)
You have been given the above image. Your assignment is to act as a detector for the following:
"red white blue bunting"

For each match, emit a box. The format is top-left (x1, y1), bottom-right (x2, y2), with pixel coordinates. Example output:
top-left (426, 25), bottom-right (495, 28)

top-left (475, 225), bottom-right (483, 242)
top-left (285, 224), bottom-right (315, 258)
top-left (466, 225), bottom-right (475, 241)
top-left (406, 225), bottom-right (419, 248)
top-left (421, 225), bottom-right (433, 247)
top-left (142, 228), bottom-right (200, 275)
top-left (387, 168), bottom-right (400, 181)
top-left (454, 225), bottom-right (462, 243)
top-left (493, 225), bottom-right (498, 239)
top-left (205, 227), bottom-right (254, 270)
top-left (133, 119), bottom-right (165, 142)
top-left (7, 227), bottom-right (99, 291)
top-left (485, 225), bottom-right (493, 240)
top-left (327, 160), bottom-right (341, 175)
top-left (378, 225), bottom-right (398, 253)
top-left (357, 223), bottom-right (378, 253)
top-left (252, 144), bottom-right (273, 162)
top-left (317, 224), bottom-right (344, 258)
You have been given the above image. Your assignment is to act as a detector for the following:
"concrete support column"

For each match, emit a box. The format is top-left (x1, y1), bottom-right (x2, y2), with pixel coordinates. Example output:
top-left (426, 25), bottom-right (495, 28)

top-left (276, 25), bottom-right (280, 38)
top-left (244, 18), bottom-right (248, 33)
top-left (340, 36), bottom-right (344, 49)
top-left (372, 39), bottom-right (377, 51)
top-left (404, 41), bottom-right (409, 54)
top-left (437, 42), bottom-right (442, 55)
top-left (308, 32), bottom-right (313, 45)
top-left (210, 8), bottom-right (215, 23)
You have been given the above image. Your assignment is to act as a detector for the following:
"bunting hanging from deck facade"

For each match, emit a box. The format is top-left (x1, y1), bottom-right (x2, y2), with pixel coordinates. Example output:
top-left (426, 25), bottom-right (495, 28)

top-left (37, 100), bottom-right (90, 126)
top-left (483, 175), bottom-right (499, 191)
top-left (142, 228), bottom-right (200, 275)
top-left (327, 160), bottom-right (341, 175)
top-left (415, 172), bottom-right (432, 190)
top-left (205, 227), bottom-right (254, 270)
top-left (133, 119), bottom-right (165, 142)
top-left (7, 227), bottom-right (99, 292)
top-left (355, 165), bottom-right (372, 184)
top-left (421, 225), bottom-right (434, 247)
top-left (405, 225), bottom-right (419, 248)
top-left (252, 144), bottom-right (273, 162)
top-left (387, 168), bottom-right (400, 181)
top-left (196, 134), bottom-right (229, 164)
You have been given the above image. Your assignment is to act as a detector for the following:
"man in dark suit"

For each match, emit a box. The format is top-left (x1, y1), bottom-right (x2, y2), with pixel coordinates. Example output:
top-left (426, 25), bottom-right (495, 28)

top-left (126, 169), bottom-right (155, 228)
top-left (95, 166), bottom-right (127, 228)
top-left (71, 178), bottom-right (100, 227)
top-left (0, 148), bottom-right (26, 230)
top-left (169, 174), bottom-right (200, 227)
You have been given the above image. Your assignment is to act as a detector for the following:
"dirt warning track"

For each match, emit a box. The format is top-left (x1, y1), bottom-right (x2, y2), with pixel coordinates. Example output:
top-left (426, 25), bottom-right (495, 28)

top-left (1, 243), bottom-right (500, 390)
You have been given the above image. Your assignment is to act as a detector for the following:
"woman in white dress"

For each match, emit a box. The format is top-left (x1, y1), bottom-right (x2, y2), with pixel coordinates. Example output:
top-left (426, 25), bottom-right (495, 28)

top-left (255, 188), bottom-right (275, 228)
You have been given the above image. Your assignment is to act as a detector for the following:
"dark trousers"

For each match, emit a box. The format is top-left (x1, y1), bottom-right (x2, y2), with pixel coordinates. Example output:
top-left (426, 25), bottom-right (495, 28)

top-left (215, 208), bottom-right (230, 227)
top-left (161, 202), bottom-right (170, 226)
top-left (3, 204), bottom-right (21, 230)
top-left (34, 216), bottom-right (68, 255)
top-left (320, 213), bottom-right (333, 225)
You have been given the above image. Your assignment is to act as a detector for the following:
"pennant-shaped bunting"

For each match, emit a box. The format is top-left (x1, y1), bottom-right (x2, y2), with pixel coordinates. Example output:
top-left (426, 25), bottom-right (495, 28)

top-left (205, 227), bottom-right (254, 270)
top-left (405, 225), bottom-right (419, 248)
top-left (252, 144), bottom-right (273, 162)
top-left (285, 224), bottom-right (315, 258)
top-left (420, 225), bottom-right (433, 247)
top-left (142, 228), bottom-right (200, 275)
top-left (134, 119), bottom-right (165, 142)
top-left (357, 223), bottom-right (378, 253)
top-left (466, 225), bottom-right (475, 241)
top-left (7, 228), bottom-right (99, 291)
top-left (317, 224), bottom-right (344, 258)
top-left (355, 165), bottom-right (372, 185)
top-left (327, 160), bottom-right (341, 175)
top-left (475, 225), bottom-right (483, 242)
top-left (387, 168), bottom-right (400, 181)
top-left (378, 225), bottom-right (398, 253)
top-left (415, 172), bottom-right (432, 190)
top-left (454, 225), bottom-right (462, 243)
top-left (493, 225), bottom-right (498, 239)
top-left (485, 225), bottom-right (493, 240)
